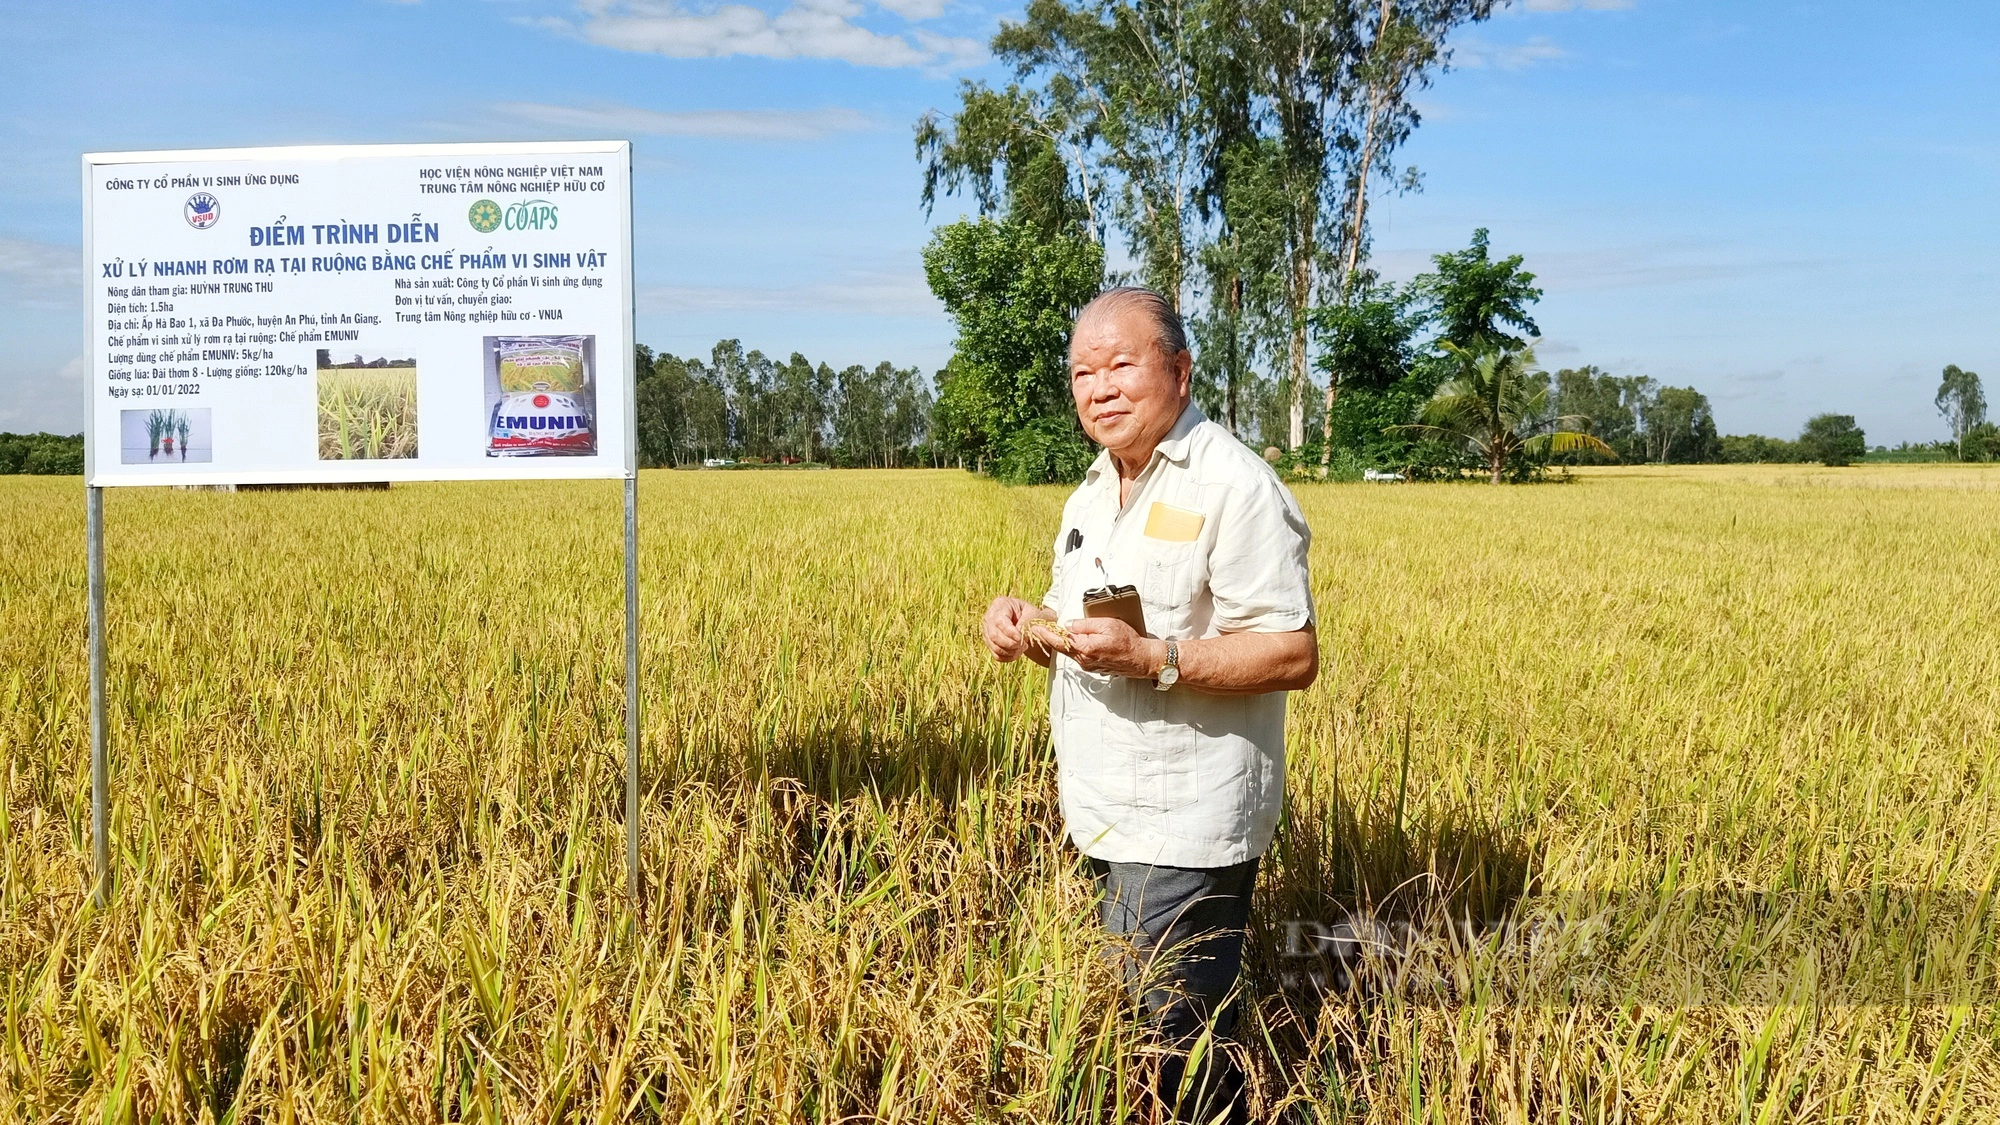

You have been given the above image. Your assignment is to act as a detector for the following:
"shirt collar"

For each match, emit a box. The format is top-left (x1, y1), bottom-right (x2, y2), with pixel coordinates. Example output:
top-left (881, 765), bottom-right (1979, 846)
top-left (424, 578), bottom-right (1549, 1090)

top-left (1082, 401), bottom-right (1204, 485)
top-left (1153, 401), bottom-right (1205, 465)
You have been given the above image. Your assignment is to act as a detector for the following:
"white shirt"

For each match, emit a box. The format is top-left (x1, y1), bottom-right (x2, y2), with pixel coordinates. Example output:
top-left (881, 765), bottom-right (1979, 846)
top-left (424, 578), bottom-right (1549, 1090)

top-left (1042, 403), bottom-right (1315, 867)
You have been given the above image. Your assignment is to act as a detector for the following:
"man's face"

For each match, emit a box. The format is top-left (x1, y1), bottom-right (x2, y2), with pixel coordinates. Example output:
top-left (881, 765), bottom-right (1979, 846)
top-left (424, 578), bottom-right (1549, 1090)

top-left (1069, 307), bottom-right (1192, 462)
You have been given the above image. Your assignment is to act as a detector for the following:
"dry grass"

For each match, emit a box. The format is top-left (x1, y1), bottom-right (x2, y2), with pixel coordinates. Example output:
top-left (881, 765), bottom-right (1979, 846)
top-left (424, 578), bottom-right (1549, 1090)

top-left (2, 465), bottom-right (1997, 1122)
top-left (318, 367), bottom-right (419, 461)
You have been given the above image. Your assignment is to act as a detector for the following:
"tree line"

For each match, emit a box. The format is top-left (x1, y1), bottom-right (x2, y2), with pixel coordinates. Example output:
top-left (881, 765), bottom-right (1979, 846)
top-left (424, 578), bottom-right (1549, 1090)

top-left (634, 341), bottom-right (936, 468)
top-left (1545, 369), bottom-right (1871, 468)
top-left (2, 355), bottom-right (1980, 478)
top-left (0, 432), bottom-right (83, 475)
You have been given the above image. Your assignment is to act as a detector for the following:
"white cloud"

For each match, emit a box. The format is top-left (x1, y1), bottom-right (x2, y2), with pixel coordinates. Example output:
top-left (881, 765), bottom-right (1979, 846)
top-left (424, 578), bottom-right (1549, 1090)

top-left (547, 0), bottom-right (984, 70)
top-left (0, 237), bottom-right (83, 307)
top-left (908, 27), bottom-right (987, 70)
top-left (1454, 35), bottom-right (1568, 69)
top-left (875, 0), bottom-right (945, 18)
top-left (639, 271), bottom-right (939, 316)
top-left (497, 101), bottom-right (882, 141)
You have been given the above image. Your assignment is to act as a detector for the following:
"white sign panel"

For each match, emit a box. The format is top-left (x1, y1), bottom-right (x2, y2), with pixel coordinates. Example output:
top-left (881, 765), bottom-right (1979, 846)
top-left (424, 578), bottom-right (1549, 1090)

top-left (83, 141), bottom-right (634, 486)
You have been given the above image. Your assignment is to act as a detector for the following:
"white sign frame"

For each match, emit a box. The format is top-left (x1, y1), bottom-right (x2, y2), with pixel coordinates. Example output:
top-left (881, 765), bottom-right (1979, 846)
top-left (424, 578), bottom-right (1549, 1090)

top-left (77, 140), bottom-right (646, 905)
top-left (81, 140), bottom-right (636, 487)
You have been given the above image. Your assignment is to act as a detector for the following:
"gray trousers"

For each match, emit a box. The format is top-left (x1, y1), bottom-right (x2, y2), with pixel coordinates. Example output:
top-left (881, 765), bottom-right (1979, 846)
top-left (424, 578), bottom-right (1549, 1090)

top-left (1087, 855), bottom-right (1260, 1121)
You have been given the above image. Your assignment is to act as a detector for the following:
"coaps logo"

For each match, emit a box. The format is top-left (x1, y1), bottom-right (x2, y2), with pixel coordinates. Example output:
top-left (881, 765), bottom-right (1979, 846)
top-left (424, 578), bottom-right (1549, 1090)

top-left (466, 198), bottom-right (558, 234)
top-left (502, 199), bottom-right (559, 231)
top-left (184, 193), bottom-right (220, 230)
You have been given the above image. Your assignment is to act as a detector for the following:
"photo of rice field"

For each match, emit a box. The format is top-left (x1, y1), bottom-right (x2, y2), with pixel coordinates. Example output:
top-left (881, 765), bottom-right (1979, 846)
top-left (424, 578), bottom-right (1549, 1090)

top-left (3, 465), bottom-right (1998, 1121)
top-left (317, 356), bottom-right (419, 461)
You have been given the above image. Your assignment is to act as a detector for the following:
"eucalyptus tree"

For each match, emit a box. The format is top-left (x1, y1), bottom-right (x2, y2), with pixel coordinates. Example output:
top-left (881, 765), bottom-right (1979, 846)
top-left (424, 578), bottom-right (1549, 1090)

top-left (1079, 0), bottom-right (1216, 306)
top-left (1224, 0), bottom-right (1356, 449)
top-left (1551, 366), bottom-right (1643, 462)
top-left (1318, 0), bottom-right (1493, 466)
top-left (1643, 385), bottom-right (1719, 464)
top-left (1191, 136), bottom-right (1287, 435)
top-left (1936, 364), bottom-right (1986, 460)
top-left (924, 0), bottom-right (1218, 309)
top-left (917, 83), bottom-right (1099, 241)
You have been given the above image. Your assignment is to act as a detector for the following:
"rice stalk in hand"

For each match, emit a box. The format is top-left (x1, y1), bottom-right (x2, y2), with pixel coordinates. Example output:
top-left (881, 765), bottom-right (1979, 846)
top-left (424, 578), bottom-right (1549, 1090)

top-left (1027, 620), bottom-right (1073, 655)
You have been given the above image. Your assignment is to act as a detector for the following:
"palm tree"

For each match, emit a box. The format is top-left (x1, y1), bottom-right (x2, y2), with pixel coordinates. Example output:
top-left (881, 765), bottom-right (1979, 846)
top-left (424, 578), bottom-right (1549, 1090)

top-left (1397, 343), bottom-right (1616, 484)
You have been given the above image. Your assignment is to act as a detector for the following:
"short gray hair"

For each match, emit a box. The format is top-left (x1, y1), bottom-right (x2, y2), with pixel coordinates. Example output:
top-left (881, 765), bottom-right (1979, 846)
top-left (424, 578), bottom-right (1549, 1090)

top-left (1074, 286), bottom-right (1188, 358)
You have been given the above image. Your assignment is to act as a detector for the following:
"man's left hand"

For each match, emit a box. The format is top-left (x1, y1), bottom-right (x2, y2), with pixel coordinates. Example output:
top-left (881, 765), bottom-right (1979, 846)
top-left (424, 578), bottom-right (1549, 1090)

top-left (1062, 617), bottom-right (1166, 679)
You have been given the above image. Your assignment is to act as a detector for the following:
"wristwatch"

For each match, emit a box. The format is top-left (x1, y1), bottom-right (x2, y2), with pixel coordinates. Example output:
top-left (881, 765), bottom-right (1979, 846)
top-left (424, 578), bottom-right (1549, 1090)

top-left (1153, 638), bottom-right (1180, 691)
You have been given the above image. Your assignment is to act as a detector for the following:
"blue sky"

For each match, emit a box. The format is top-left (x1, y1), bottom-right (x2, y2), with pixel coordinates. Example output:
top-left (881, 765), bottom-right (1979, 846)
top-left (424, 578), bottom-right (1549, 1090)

top-left (4, 0), bottom-right (1995, 444)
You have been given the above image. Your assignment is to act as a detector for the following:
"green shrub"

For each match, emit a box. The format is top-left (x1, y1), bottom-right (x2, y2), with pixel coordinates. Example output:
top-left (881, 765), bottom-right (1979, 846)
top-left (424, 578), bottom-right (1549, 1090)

top-left (0, 433), bottom-right (84, 475)
top-left (994, 415), bottom-right (1095, 485)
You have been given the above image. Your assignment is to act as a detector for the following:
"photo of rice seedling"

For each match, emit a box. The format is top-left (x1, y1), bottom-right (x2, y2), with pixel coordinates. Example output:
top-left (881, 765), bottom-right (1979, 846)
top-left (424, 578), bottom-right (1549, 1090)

top-left (316, 351), bottom-right (419, 460)
top-left (5, 465), bottom-right (1999, 1121)
top-left (117, 407), bottom-right (212, 464)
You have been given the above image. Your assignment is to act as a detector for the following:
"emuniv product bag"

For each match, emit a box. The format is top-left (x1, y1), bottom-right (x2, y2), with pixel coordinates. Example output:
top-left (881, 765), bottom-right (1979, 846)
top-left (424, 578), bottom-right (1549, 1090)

top-left (487, 336), bottom-right (595, 456)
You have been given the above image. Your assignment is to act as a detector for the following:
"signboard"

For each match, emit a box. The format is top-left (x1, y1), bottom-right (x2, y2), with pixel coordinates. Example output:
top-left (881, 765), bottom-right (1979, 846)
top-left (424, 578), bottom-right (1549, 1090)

top-left (82, 141), bottom-right (634, 486)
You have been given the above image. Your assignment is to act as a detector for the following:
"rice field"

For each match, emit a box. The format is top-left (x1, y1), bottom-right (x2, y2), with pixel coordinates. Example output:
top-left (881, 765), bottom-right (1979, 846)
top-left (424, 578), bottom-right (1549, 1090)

top-left (2, 464), bottom-right (1998, 1122)
top-left (317, 367), bottom-right (419, 460)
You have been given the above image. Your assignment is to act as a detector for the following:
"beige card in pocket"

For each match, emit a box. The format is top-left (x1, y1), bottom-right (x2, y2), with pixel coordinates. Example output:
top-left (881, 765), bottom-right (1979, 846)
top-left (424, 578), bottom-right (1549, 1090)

top-left (1143, 502), bottom-right (1205, 542)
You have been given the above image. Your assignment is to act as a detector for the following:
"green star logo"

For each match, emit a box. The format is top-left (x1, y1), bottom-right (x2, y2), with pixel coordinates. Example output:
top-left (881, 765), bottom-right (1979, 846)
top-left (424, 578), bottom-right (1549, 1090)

top-left (467, 199), bottom-right (502, 233)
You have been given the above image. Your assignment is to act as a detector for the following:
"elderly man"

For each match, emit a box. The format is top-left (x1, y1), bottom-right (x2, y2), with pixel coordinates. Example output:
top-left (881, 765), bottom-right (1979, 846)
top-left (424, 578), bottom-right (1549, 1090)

top-left (981, 286), bottom-right (1317, 1120)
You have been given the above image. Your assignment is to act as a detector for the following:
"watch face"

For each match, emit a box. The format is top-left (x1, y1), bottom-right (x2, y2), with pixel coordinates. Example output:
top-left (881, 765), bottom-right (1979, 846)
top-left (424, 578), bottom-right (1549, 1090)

top-left (1159, 664), bottom-right (1179, 685)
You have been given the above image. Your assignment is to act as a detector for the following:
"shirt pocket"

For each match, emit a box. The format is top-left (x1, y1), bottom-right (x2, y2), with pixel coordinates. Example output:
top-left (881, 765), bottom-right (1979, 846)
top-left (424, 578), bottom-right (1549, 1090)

top-left (1047, 545), bottom-right (1086, 614)
top-left (1139, 537), bottom-right (1202, 638)
top-left (1102, 711), bottom-right (1198, 812)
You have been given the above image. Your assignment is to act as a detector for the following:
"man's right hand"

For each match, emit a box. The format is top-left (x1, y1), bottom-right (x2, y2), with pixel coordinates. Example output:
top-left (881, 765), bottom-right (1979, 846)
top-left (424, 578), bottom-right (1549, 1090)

top-left (983, 596), bottom-right (1054, 664)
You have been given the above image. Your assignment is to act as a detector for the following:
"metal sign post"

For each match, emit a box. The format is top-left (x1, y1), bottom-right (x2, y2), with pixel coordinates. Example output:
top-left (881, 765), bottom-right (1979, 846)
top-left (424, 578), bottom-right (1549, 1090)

top-left (87, 485), bottom-right (109, 904)
top-left (624, 473), bottom-right (642, 906)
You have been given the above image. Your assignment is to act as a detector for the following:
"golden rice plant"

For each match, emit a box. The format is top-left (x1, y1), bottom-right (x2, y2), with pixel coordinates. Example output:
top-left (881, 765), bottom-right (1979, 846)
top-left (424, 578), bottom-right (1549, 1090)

top-left (1, 463), bottom-right (1997, 1122)
top-left (318, 367), bottom-right (419, 460)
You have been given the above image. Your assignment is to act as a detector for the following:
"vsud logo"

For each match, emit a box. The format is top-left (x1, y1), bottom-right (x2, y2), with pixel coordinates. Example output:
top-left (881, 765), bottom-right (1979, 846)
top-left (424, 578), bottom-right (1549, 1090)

top-left (467, 199), bottom-right (502, 233)
top-left (184, 193), bottom-right (220, 230)
top-left (503, 199), bottom-right (559, 231)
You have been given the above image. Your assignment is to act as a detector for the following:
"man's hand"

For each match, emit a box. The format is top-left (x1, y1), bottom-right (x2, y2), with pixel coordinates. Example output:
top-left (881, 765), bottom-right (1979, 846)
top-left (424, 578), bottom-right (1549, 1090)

top-left (1063, 617), bottom-right (1167, 679)
top-left (983, 596), bottom-right (1056, 665)
top-left (1064, 620), bottom-right (1320, 693)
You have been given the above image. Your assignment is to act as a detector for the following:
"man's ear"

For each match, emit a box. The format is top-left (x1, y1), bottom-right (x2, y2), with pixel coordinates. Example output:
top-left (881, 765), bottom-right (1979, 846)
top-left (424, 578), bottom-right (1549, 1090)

top-left (1175, 348), bottom-right (1193, 396)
